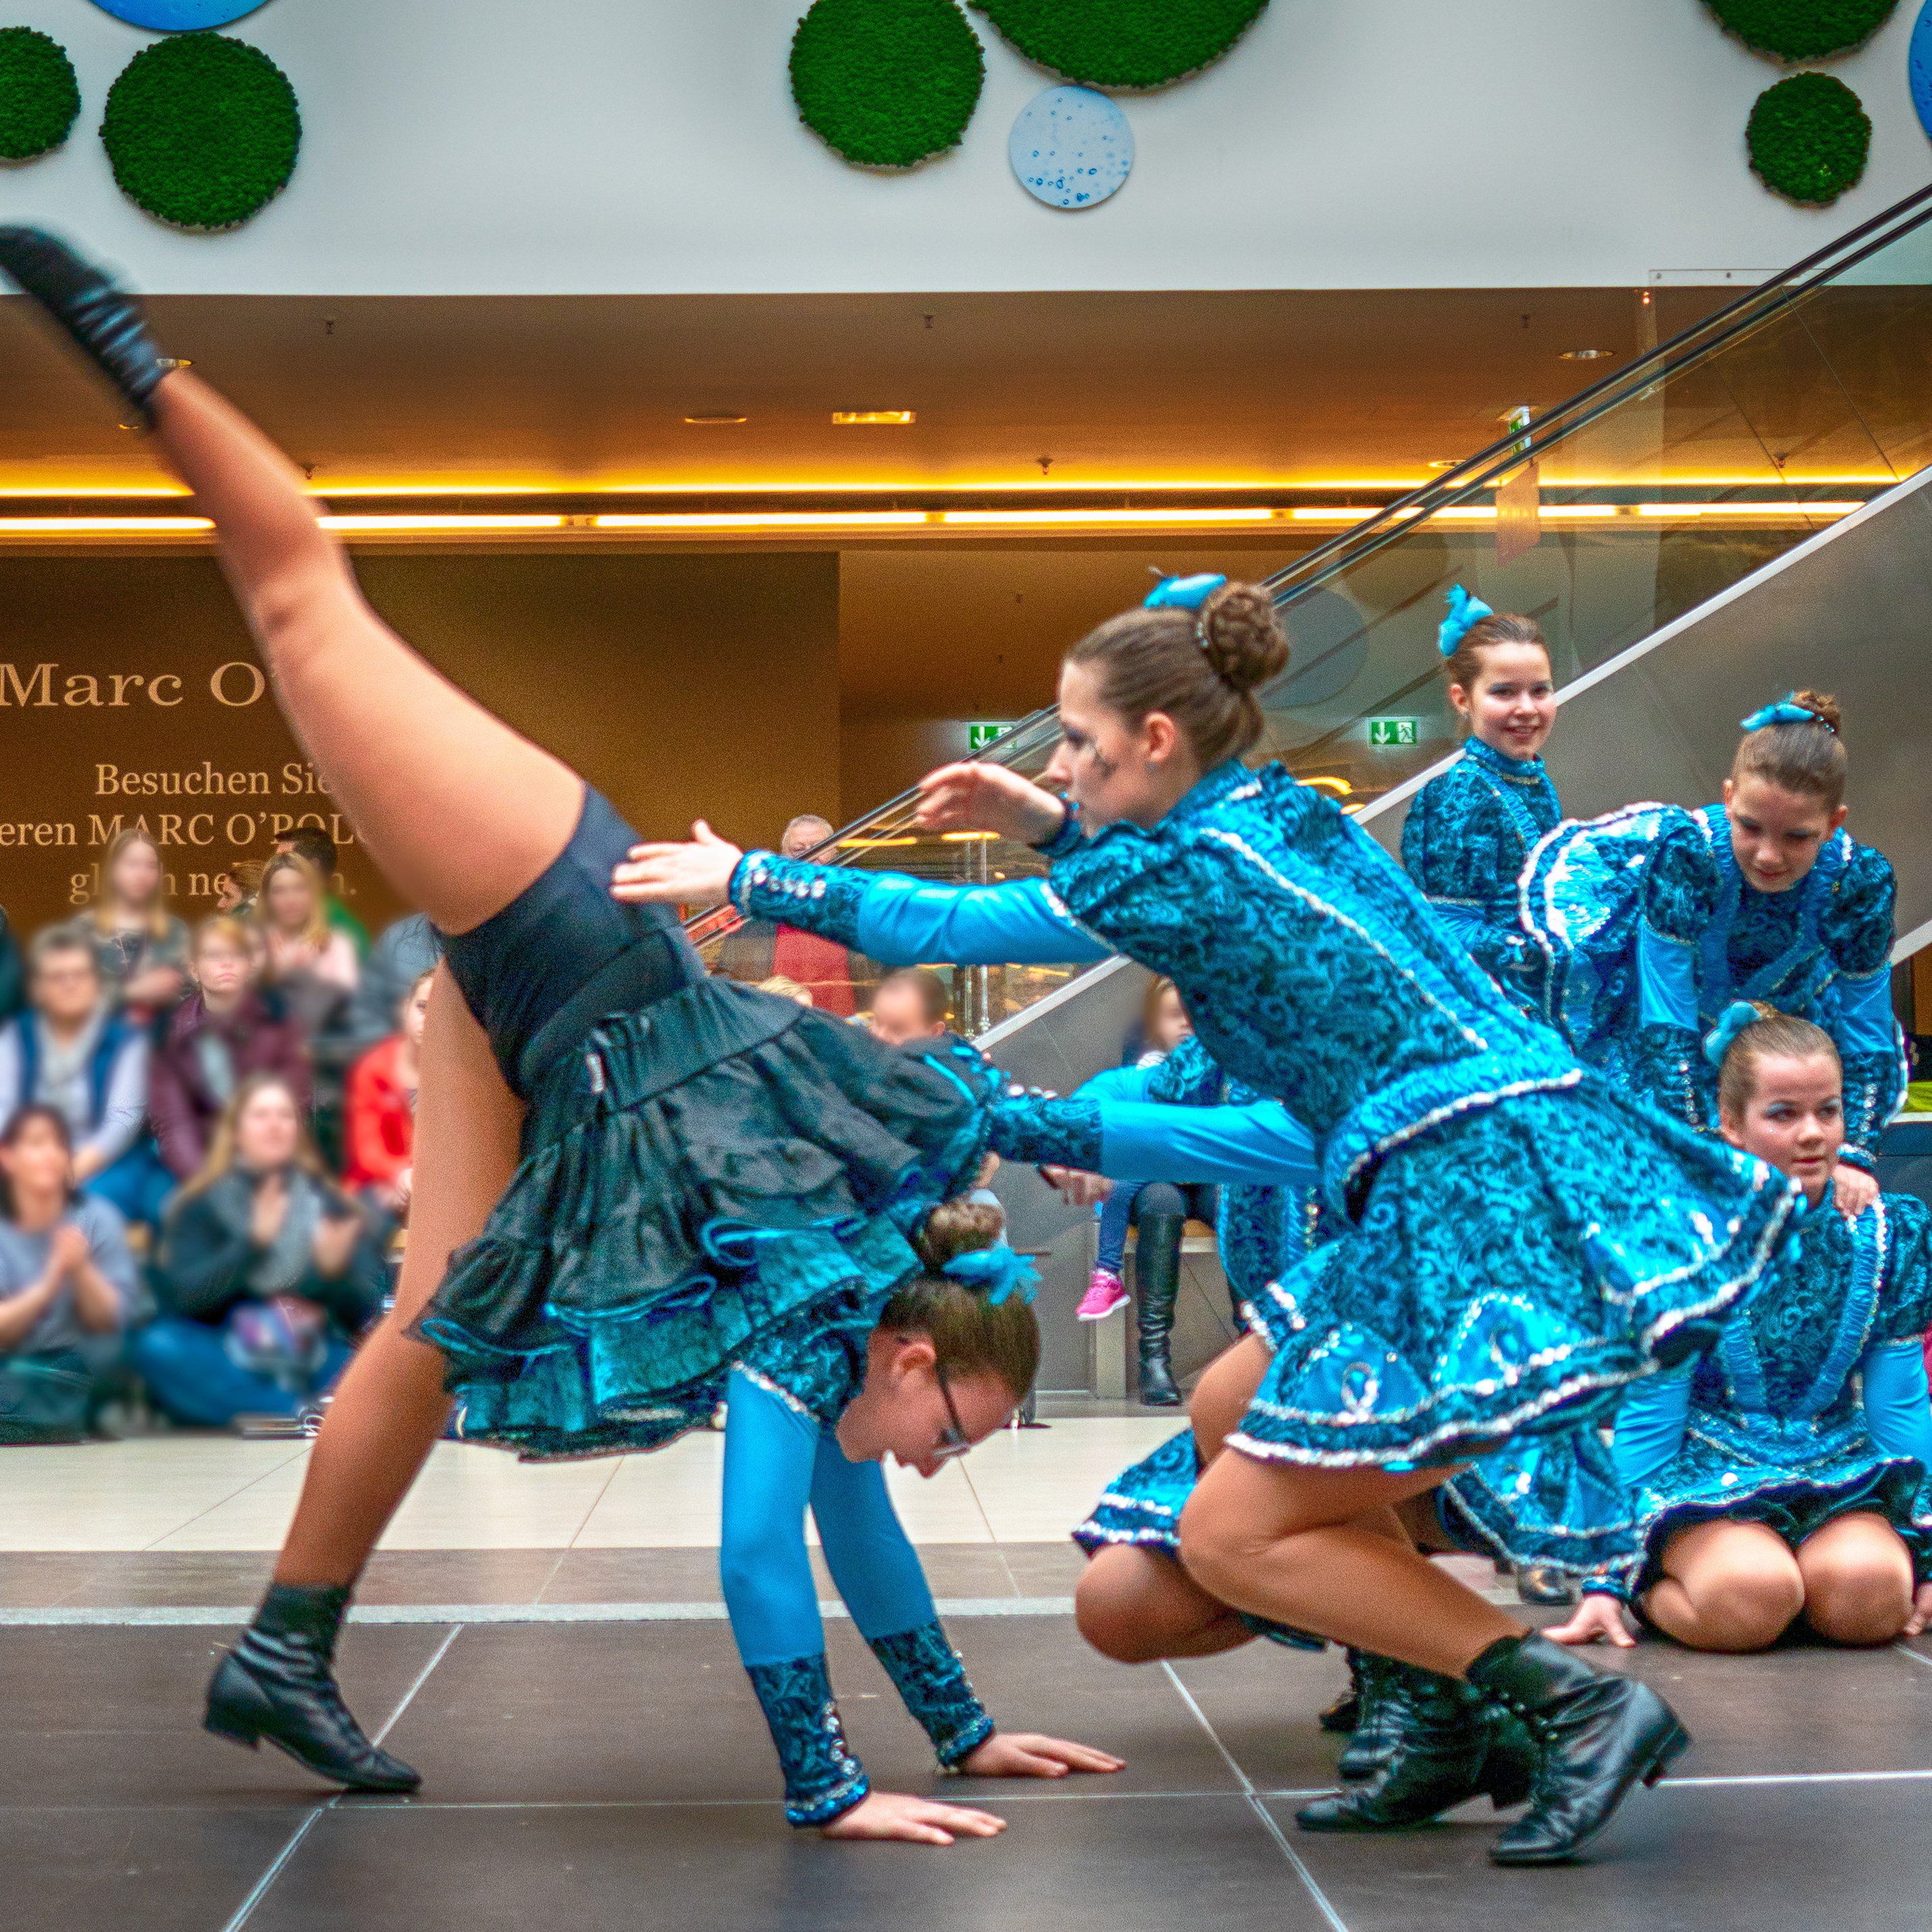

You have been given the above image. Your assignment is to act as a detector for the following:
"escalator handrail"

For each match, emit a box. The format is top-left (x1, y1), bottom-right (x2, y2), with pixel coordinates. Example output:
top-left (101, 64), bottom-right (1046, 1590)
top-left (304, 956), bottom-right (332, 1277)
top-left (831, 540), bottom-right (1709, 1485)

top-left (683, 177), bottom-right (1932, 945)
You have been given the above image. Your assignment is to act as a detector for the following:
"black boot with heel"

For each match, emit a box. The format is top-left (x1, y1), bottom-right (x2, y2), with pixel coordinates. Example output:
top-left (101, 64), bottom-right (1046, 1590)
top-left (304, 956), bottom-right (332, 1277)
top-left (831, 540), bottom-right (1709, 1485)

top-left (1132, 1213), bottom-right (1186, 1407)
top-left (205, 1583), bottom-right (422, 1792)
top-left (1467, 1631), bottom-right (1688, 1865)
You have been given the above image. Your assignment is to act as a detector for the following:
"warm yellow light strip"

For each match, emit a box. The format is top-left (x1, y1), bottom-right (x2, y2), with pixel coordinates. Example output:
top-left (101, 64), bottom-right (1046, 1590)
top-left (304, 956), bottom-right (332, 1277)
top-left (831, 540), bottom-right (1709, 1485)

top-left (838, 835), bottom-right (919, 849)
top-left (941, 830), bottom-right (997, 841)
top-left (1636, 501), bottom-right (1861, 518)
top-left (0, 516), bottom-right (213, 533)
top-left (594, 511), bottom-right (929, 530)
top-left (941, 508), bottom-right (1276, 527)
top-left (318, 515), bottom-right (568, 532)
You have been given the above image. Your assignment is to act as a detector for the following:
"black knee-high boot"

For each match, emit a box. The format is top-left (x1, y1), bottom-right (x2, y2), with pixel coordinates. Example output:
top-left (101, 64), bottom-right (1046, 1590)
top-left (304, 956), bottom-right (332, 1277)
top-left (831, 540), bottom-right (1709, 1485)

top-left (205, 1583), bottom-right (422, 1792)
top-left (1336, 1650), bottom-right (1413, 1779)
top-left (1318, 1649), bottom-right (1365, 1735)
top-left (1467, 1632), bottom-right (1688, 1866)
top-left (1298, 1660), bottom-right (1537, 1831)
top-left (1133, 1214), bottom-right (1186, 1407)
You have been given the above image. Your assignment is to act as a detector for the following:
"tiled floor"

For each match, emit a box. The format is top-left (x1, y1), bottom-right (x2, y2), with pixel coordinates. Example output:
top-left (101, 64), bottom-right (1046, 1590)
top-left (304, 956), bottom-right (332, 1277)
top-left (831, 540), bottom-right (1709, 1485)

top-left (5, 1423), bottom-right (1927, 1930)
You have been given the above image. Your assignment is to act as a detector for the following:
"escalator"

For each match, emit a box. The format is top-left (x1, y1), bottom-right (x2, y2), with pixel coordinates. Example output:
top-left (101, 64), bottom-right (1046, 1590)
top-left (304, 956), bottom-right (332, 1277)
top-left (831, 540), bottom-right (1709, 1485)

top-left (689, 181), bottom-right (1932, 1394)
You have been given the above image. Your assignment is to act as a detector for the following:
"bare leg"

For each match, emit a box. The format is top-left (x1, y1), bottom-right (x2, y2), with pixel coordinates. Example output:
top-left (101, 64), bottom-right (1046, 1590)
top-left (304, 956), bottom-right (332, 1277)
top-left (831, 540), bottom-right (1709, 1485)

top-left (1076, 1547), bottom-right (1253, 1662)
top-left (1180, 1453), bottom-right (1523, 1679)
top-left (276, 968), bottom-right (524, 1586)
top-left (1191, 1332), bottom-right (1269, 1463)
top-left (1796, 1512), bottom-right (1914, 1646)
top-left (1642, 1519), bottom-right (1804, 1652)
top-left (146, 371), bottom-right (581, 932)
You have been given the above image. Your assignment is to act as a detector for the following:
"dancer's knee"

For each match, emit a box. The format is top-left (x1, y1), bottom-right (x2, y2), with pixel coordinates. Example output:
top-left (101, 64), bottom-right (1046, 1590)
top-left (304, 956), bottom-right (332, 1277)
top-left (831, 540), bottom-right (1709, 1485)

top-left (1075, 1548), bottom-right (1201, 1663)
top-left (1801, 1538), bottom-right (1913, 1645)
top-left (1680, 1551), bottom-right (1805, 1651)
top-left (1177, 1482), bottom-right (1288, 1605)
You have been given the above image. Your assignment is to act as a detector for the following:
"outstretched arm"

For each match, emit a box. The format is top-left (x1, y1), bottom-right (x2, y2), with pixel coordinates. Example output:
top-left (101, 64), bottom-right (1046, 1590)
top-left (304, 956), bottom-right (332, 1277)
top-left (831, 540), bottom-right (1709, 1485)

top-left (992, 1093), bottom-right (1320, 1189)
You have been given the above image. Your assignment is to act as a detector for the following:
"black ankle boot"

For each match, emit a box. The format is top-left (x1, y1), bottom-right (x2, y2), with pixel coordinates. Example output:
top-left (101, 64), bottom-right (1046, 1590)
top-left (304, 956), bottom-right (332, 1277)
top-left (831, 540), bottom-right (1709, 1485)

top-left (1515, 1564), bottom-right (1579, 1608)
top-left (1133, 1214), bottom-right (1185, 1407)
top-left (0, 229), bottom-right (175, 421)
top-left (1336, 1650), bottom-right (1410, 1779)
top-left (1318, 1649), bottom-right (1365, 1735)
top-left (205, 1584), bottom-right (422, 1792)
top-left (1467, 1631), bottom-right (1688, 1865)
top-left (1299, 1662), bottom-right (1538, 1831)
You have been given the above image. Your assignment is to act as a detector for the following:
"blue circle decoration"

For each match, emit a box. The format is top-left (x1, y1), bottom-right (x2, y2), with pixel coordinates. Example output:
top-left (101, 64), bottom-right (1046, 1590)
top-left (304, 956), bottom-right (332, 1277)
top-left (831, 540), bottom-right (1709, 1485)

top-left (1910, 0), bottom-right (1932, 140)
top-left (86, 0), bottom-right (273, 28)
top-left (1009, 86), bottom-right (1132, 209)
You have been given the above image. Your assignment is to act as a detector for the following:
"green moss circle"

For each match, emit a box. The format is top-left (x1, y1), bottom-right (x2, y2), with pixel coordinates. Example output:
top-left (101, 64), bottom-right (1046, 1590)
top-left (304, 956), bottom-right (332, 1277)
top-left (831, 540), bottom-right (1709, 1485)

top-left (972, 0), bottom-right (1268, 87)
top-left (791, 0), bottom-right (985, 168)
top-left (1746, 71), bottom-right (1871, 203)
top-left (0, 27), bottom-right (81, 162)
top-left (101, 34), bottom-right (301, 231)
top-left (1703, 0), bottom-right (1897, 61)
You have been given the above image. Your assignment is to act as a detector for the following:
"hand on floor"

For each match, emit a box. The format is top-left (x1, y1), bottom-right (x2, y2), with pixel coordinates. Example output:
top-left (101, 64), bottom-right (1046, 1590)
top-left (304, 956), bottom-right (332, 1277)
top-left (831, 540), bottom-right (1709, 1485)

top-left (1901, 1581), bottom-right (1932, 1638)
top-left (1543, 1593), bottom-right (1637, 1648)
top-left (820, 1790), bottom-right (1007, 1845)
top-left (957, 1732), bottom-right (1126, 1779)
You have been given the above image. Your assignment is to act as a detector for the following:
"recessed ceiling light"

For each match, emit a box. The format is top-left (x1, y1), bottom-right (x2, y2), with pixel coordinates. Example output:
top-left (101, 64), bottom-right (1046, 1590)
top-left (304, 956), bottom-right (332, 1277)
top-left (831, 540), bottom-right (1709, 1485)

top-left (683, 413), bottom-right (748, 425)
top-left (1426, 459), bottom-right (1461, 470)
top-left (833, 410), bottom-right (916, 425)
top-left (1558, 348), bottom-right (1615, 361)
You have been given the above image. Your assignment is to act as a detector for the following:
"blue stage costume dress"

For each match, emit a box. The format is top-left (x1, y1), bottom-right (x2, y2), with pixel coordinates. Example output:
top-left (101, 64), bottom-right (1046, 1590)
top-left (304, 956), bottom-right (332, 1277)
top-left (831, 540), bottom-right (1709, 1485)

top-left (1401, 737), bottom-right (1561, 1013)
top-left (729, 758), bottom-right (1798, 1473)
top-left (1525, 803), bottom-right (1904, 1168)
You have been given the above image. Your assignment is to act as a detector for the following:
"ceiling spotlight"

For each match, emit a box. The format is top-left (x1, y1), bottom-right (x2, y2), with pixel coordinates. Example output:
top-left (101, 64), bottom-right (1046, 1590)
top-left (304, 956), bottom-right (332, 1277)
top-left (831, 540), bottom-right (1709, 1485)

top-left (1426, 459), bottom-right (1462, 471)
top-left (683, 413), bottom-right (748, 426)
top-left (833, 410), bottom-right (916, 425)
top-left (1558, 348), bottom-right (1615, 361)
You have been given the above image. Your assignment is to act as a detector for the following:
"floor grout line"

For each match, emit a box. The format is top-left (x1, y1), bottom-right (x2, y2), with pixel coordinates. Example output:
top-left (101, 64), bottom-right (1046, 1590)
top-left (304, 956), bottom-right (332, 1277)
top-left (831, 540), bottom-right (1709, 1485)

top-left (217, 1622), bottom-right (464, 1932)
top-left (537, 1455), bottom-right (632, 1603)
top-left (137, 1445), bottom-right (314, 1555)
top-left (1161, 1662), bottom-right (1350, 1932)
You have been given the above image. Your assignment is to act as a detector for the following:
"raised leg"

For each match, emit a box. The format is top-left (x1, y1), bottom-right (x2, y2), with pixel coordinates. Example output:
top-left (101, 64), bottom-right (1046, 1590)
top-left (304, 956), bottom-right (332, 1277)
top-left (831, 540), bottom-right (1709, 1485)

top-left (1642, 1518), bottom-right (1805, 1652)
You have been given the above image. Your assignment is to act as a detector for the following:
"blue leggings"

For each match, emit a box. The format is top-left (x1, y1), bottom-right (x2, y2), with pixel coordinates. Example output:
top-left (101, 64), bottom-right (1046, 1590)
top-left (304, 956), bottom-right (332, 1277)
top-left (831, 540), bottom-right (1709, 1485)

top-left (720, 1367), bottom-right (935, 1667)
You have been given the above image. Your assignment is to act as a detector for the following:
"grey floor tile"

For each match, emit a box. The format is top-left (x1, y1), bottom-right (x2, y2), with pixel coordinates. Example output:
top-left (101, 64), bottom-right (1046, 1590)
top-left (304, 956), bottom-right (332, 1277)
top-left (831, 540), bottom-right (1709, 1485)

top-left (0, 1552), bottom-right (110, 1607)
top-left (357, 1549), bottom-right (565, 1606)
top-left (48, 1551), bottom-right (276, 1608)
top-left (537, 1547), bottom-right (725, 1602)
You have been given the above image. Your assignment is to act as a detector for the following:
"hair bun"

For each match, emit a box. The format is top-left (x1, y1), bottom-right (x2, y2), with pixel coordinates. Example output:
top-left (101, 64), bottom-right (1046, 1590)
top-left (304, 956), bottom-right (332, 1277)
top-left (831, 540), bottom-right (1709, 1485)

top-left (1790, 689), bottom-right (1842, 734)
top-left (1200, 581), bottom-right (1289, 694)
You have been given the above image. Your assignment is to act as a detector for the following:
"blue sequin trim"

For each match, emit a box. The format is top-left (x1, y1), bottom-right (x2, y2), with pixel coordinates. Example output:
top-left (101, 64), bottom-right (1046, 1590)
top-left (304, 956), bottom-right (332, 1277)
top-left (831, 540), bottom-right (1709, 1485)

top-left (745, 1654), bottom-right (872, 1827)
top-left (868, 1621), bottom-right (995, 1767)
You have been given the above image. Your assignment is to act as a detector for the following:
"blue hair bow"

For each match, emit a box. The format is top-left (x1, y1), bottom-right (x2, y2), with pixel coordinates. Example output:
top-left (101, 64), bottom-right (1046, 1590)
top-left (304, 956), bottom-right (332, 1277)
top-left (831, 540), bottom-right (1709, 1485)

top-left (942, 1247), bottom-right (1041, 1307)
top-left (1438, 583), bottom-right (1494, 658)
top-left (1703, 999), bottom-right (1761, 1068)
top-left (1145, 572), bottom-right (1226, 612)
top-left (1740, 694), bottom-right (1829, 733)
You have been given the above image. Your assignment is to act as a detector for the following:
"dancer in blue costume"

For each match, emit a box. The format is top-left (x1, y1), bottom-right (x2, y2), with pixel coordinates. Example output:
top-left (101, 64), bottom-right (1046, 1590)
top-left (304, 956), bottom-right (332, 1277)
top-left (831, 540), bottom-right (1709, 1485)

top-left (1541, 1008), bottom-right (1932, 1654)
top-left (618, 572), bottom-right (1798, 1864)
top-left (1401, 588), bottom-right (1561, 1014)
top-left (1524, 689), bottom-right (1902, 1214)
top-left (0, 230), bottom-right (1131, 1846)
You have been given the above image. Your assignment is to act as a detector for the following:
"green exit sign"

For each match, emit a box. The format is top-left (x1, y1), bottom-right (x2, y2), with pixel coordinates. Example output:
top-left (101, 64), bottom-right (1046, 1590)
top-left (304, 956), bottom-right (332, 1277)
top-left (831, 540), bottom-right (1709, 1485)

top-left (1367, 717), bottom-right (1419, 748)
top-left (968, 722), bottom-right (1010, 751)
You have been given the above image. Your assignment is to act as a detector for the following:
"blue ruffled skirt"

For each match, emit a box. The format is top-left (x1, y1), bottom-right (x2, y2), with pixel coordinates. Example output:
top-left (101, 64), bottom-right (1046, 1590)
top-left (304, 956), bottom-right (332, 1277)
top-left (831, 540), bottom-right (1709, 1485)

top-left (1228, 1073), bottom-right (1796, 1470)
top-left (413, 978), bottom-right (992, 1459)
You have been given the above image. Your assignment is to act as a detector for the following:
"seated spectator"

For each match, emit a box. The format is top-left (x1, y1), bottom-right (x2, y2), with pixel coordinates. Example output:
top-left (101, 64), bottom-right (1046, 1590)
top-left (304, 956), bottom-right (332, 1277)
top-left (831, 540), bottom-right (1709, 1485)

top-left (0, 903), bottom-right (21, 1024)
top-left (345, 910), bottom-right (442, 1051)
top-left (138, 1073), bottom-right (385, 1429)
top-left (866, 966), bottom-right (952, 1047)
top-left (342, 968), bottom-right (431, 1220)
top-left (718, 813), bottom-right (873, 1016)
top-left (0, 927), bottom-right (171, 1227)
top-left (274, 827), bottom-right (371, 958)
top-left (756, 974), bottom-right (814, 1007)
top-left (88, 827), bottom-right (190, 1016)
top-left (149, 917), bottom-right (311, 1184)
top-left (255, 854), bottom-right (359, 1037)
top-left (0, 1105), bottom-right (136, 1442)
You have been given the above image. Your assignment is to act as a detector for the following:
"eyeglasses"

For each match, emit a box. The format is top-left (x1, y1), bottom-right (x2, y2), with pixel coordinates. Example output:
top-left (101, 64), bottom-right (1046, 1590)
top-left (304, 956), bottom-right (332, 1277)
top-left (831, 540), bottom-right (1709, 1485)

top-left (932, 1363), bottom-right (973, 1463)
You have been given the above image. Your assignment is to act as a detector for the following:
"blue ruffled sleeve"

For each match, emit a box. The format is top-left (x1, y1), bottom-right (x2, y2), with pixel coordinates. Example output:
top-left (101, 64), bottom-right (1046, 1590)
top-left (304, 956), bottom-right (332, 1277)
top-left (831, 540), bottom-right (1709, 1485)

top-left (989, 1093), bottom-right (1320, 1188)
top-left (729, 853), bottom-right (1111, 968)
top-left (1631, 825), bottom-right (1722, 1130)
top-left (1875, 1194), bottom-right (1932, 1344)
top-left (1860, 1344), bottom-right (1932, 1468)
top-left (1823, 845), bottom-right (1902, 1168)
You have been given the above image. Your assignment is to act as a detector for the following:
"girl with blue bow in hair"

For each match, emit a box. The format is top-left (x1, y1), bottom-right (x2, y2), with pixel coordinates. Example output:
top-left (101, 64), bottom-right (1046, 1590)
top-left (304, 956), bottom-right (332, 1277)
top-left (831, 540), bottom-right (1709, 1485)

top-left (1542, 1006), bottom-right (1932, 1654)
top-left (0, 229), bottom-right (1130, 1847)
top-left (1399, 588), bottom-right (1561, 1014)
top-left (1524, 689), bottom-right (1902, 1216)
top-left (619, 569), bottom-right (1800, 1866)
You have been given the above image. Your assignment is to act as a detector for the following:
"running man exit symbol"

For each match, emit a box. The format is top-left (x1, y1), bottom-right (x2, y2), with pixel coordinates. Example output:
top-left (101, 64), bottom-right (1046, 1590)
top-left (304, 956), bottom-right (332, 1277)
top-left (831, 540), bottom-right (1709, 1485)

top-left (1367, 717), bottom-right (1419, 747)
top-left (968, 723), bottom-right (1010, 751)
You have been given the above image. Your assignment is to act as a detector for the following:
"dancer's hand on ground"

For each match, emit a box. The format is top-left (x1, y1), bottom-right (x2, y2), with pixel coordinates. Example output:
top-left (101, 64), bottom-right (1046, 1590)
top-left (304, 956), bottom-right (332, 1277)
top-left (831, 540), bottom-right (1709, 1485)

top-left (820, 1790), bottom-right (1008, 1845)
top-left (610, 822), bottom-right (745, 906)
top-left (1902, 1581), bottom-right (1932, 1638)
top-left (1042, 1166), bottom-right (1112, 1207)
top-left (1831, 1162), bottom-right (1879, 1220)
top-left (914, 762), bottom-right (1067, 845)
top-left (958, 1732), bottom-right (1126, 1779)
top-left (1544, 1593), bottom-right (1637, 1648)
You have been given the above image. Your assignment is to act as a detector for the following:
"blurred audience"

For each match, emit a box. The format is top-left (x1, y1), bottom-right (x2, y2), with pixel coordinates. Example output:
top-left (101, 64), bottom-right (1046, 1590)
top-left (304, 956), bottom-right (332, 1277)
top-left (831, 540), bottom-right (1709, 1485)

top-left (756, 974), bottom-right (814, 1007)
top-left (0, 927), bottom-right (171, 1227)
top-left (866, 967), bottom-right (952, 1047)
top-left (149, 916), bottom-right (311, 1184)
top-left (0, 1105), bottom-right (136, 1442)
top-left (719, 812), bottom-right (872, 1016)
top-left (274, 827), bottom-right (371, 959)
top-left (0, 904), bottom-right (22, 1024)
top-left (342, 968), bottom-right (430, 1221)
top-left (86, 828), bottom-right (190, 1016)
top-left (138, 1073), bottom-right (384, 1428)
top-left (347, 911), bottom-right (442, 1050)
top-left (256, 854), bottom-right (359, 1040)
